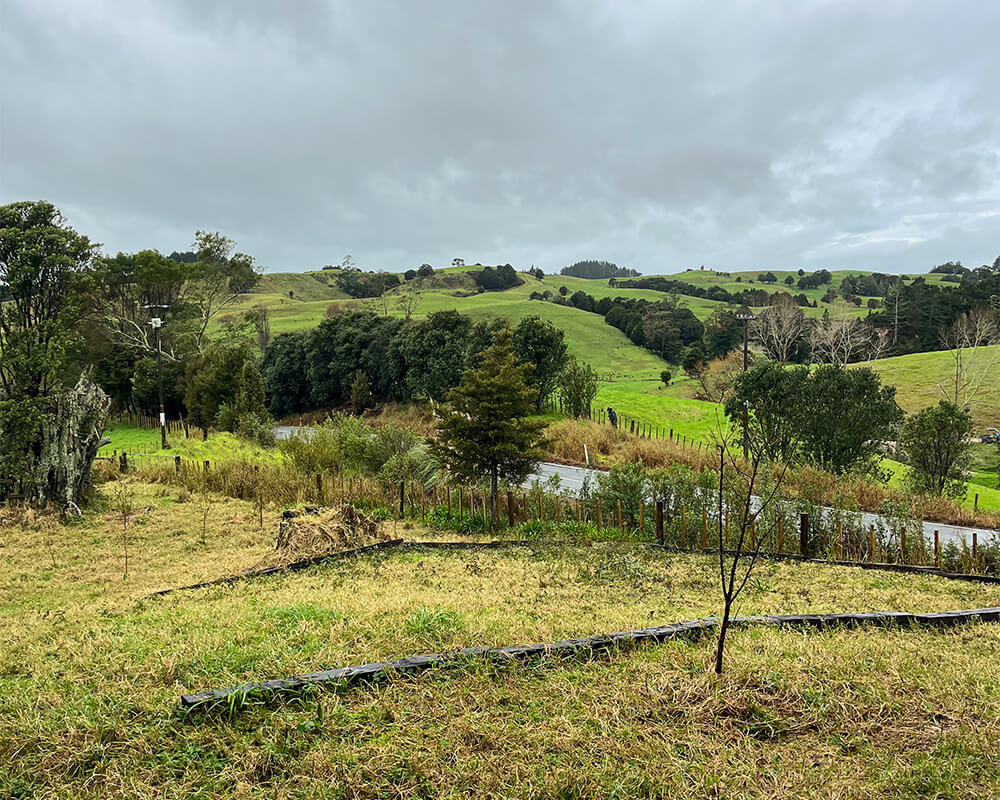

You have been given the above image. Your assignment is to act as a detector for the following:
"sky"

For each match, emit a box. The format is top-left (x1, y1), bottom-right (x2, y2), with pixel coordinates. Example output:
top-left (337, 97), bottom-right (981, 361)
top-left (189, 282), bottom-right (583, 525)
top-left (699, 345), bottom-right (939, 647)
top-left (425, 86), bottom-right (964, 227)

top-left (2, 0), bottom-right (998, 274)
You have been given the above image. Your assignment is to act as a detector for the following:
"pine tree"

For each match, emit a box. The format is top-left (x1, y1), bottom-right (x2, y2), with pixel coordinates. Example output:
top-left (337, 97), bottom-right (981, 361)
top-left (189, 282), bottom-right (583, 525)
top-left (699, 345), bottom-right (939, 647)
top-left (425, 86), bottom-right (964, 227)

top-left (432, 329), bottom-right (548, 527)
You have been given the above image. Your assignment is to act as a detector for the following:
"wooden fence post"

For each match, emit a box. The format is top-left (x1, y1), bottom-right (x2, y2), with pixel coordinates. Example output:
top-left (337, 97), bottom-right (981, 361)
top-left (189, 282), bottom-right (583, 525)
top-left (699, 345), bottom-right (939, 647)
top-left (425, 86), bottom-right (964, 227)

top-left (203, 460), bottom-right (210, 473)
top-left (507, 491), bottom-right (514, 527)
top-left (701, 508), bottom-right (708, 548)
top-left (596, 498), bottom-right (602, 530)
top-left (799, 513), bottom-right (809, 557)
top-left (316, 474), bottom-right (323, 504)
top-left (399, 481), bottom-right (405, 517)
top-left (616, 499), bottom-right (623, 530)
top-left (538, 494), bottom-right (543, 522)
top-left (934, 530), bottom-right (940, 570)
top-left (638, 500), bottom-right (644, 536)
top-left (869, 525), bottom-right (876, 563)
top-left (174, 455), bottom-right (181, 474)
top-left (973, 533), bottom-right (979, 571)
top-left (655, 501), bottom-right (664, 546)
top-left (680, 504), bottom-right (686, 548)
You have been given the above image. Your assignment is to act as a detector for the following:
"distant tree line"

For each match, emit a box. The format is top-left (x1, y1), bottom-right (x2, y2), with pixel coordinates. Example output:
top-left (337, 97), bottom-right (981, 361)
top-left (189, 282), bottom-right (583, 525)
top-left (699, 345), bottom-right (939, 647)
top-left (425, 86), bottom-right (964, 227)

top-left (560, 260), bottom-right (640, 279)
top-left (259, 311), bottom-right (568, 418)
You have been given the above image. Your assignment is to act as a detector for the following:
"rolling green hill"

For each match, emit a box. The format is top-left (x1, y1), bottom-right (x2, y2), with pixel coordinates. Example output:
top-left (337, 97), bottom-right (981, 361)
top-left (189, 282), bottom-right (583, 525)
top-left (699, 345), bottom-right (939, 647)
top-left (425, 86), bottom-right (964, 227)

top-left (861, 345), bottom-right (1000, 432)
top-left (233, 264), bottom-right (987, 441)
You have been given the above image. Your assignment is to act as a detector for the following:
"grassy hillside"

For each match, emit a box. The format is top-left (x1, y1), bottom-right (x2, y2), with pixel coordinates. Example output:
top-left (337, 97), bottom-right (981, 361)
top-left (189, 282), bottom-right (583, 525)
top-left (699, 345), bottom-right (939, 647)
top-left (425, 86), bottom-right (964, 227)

top-left (232, 265), bottom-right (988, 442)
top-left (861, 345), bottom-right (1000, 431)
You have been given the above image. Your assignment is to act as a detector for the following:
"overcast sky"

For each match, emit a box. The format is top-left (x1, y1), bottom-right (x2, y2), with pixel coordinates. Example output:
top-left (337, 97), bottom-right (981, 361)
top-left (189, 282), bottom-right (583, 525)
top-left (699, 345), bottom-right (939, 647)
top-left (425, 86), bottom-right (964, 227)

top-left (2, 1), bottom-right (998, 274)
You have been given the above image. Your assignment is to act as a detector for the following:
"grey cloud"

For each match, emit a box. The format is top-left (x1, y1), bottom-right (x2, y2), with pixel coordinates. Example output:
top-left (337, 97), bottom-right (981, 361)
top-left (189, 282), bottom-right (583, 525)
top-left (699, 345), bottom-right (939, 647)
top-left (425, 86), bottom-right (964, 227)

top-left (1, 0), bottom-right (997, 273)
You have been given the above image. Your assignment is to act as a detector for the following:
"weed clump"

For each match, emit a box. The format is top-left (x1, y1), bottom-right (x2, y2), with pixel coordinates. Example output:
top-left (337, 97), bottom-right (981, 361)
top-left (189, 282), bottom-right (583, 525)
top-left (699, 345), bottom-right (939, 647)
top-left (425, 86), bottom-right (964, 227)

top-left (254, 505), bottom-right (388, 569)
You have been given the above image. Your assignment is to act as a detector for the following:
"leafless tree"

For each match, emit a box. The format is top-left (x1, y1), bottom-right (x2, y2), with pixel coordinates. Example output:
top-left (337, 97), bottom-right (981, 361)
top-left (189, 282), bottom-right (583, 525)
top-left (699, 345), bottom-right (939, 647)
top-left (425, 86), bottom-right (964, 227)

top-left (250, 304), bottom-right (271, 350)
top-left (809, 317), bottom-right (872, 366)
top-left (751, 296), bottom-right (807, 365)
top-left (714, 427), bottom-right (791, 675)
top-left (396, 290), bottom-right (422, 321)
top-left (939, 307), bottom-right (1000, 406)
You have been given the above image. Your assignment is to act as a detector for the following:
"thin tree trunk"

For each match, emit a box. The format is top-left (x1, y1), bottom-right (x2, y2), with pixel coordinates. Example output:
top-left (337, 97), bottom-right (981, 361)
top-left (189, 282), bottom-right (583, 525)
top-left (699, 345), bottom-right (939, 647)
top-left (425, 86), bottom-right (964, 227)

top-left (490, 465), bottom-right (498, 529)
top-left (715, 598), bottom-right (732, 674)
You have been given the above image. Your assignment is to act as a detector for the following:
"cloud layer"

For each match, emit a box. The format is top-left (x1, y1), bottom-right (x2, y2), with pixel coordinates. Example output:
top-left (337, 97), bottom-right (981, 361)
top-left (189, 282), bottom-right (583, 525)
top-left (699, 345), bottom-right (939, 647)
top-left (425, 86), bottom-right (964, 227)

top-left (2, 0), bottom-right (998, 273)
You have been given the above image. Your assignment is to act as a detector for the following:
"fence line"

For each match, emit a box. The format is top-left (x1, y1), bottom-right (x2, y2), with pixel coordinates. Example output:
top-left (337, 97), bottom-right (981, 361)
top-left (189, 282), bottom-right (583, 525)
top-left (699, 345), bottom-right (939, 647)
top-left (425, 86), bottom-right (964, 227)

top-left (109, 453), bottom-right (992, 576)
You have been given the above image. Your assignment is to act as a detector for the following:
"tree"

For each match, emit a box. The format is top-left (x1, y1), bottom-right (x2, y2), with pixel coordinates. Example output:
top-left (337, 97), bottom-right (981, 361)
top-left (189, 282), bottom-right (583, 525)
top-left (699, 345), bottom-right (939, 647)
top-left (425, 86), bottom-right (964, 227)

top-left (660, 369), bottom-right (672, 387)
top-left (559, 358), bottom-right (598, 418)
top-left (798, 365), bottom-right (902, 474)
top-left (189, 231), bottom-right (261, 353)
top-left (432, 330), bottom-right (547, 527)
top-left (184, 344), bottom-right (258, 438)
top-left (350, 370), bottom-right (373, 415)
top-left (725, 362), bottom-right (810, 463)
top-left (259, 332), bottom-right (309, 417)
top-left (511, 316), bottom-right (569, 410)
top-left (939, 307), bottom-right (1000, 407)
top-left (783, 275), bottom-right (795, 285)
top-left (713, 425), bottom-right (791, 674)
top-left (900, 401), bottom-right (973, 497)
top-left (0, 201), bottom-right (109, 505)
top-left (417, 263), bottom-right (434, 278)
top-left (249, 304), bottom-right (271, 350)
top-left (751, 295), bottom-right (807, 365)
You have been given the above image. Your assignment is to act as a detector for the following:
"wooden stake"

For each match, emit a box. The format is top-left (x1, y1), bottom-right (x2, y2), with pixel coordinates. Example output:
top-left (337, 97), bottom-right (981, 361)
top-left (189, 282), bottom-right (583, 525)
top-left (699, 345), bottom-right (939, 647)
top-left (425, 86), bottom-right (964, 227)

top-left (701, 508), bottom-right (708, 548)
top-left (680, 504), bottom-right (686, 548)
top-left (596, 498), bottom-right (602, 530)
top-left (616, 499), bottom-right (622, 530)
top-left (837, 520), bottom-right (843, 561)
top-left (777, 517), bottom-right (783, 553)
top-left (934, 530), bottom-right (940, 570)
top-left (638, 500), bottom-right (644, 536)
top-left (869, 525), bottom-right (875, 563)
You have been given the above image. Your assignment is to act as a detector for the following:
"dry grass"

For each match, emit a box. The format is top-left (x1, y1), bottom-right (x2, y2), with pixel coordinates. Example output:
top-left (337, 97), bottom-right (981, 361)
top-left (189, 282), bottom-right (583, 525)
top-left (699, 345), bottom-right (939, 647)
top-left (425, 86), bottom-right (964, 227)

top-left (3, 480), bottom-right (1000, 797)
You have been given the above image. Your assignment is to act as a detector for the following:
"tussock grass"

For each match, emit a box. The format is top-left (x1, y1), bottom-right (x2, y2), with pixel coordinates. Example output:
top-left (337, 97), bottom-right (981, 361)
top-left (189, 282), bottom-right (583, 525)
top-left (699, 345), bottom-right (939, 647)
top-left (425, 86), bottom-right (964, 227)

top-left (3, 481), bottom-right (1000, 796)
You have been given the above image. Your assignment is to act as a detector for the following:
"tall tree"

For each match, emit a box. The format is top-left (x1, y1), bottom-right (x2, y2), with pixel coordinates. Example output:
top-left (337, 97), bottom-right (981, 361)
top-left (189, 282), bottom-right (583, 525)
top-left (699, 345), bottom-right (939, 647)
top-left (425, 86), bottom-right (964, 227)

top-left (0, 201), bottom-right (108, 504)
top-left (799, 365), bottom-right (902, 474)
top-left (751, 295), bottom-right (807, 365)
top-left (432, 330), bottom-right (547, 527)
top-left (559, 357), bottom-right (599, 418)
top-left (511, 316), bottom-right (569, 409)
top-left (900, 401), bottom-right (973, 497)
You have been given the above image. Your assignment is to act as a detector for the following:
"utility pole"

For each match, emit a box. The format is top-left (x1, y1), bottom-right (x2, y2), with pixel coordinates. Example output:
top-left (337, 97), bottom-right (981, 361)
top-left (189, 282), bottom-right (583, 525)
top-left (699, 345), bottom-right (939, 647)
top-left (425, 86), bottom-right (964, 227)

top-left (734, 310), bottom-right (756, 459)
top-left (144, 304), bottom-right (171, 450)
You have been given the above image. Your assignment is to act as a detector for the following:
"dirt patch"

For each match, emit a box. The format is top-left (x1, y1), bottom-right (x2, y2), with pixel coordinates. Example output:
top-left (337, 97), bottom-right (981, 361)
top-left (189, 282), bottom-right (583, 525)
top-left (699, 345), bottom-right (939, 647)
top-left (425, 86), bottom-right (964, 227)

top-left (254, 505), bottom-right (389, 569)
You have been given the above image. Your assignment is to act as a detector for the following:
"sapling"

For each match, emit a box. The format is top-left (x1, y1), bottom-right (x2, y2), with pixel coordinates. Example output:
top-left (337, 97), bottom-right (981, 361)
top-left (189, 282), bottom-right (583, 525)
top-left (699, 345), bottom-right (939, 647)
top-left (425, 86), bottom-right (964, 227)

top-left (713, 424), bottom-right (791, 675)
top-left (112, 481), bottom-right (136, 579)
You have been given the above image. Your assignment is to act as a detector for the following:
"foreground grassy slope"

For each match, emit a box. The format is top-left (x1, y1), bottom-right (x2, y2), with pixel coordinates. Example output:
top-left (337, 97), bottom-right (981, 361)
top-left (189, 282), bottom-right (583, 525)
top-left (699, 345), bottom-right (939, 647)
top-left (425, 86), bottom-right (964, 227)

top-left (4, 483), bottom-right (1000, 797)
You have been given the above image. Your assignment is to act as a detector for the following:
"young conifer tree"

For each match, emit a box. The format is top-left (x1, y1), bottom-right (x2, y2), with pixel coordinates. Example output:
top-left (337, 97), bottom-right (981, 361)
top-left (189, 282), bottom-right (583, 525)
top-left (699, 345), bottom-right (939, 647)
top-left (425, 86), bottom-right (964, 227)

top-left (432, 328), bottom-right (548, 527)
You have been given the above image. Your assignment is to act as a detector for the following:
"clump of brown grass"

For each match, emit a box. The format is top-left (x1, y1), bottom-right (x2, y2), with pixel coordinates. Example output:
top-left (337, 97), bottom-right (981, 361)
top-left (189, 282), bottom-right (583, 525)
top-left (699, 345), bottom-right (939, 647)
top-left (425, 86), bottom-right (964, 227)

top-left (254, 504), bottom-right (388, 569)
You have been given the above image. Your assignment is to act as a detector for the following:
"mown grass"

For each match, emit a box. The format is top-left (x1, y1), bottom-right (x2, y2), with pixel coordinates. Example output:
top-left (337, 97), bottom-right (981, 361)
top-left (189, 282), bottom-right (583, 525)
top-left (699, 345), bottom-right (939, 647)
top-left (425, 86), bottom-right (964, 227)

top-left (3, 482), bottom-right (1000, 797)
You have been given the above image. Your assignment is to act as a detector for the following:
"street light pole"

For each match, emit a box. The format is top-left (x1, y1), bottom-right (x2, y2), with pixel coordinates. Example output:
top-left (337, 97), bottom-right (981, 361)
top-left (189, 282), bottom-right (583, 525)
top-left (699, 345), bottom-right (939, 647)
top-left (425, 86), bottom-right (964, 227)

top-left (144, 303), bottom-right (171, 451)
top-left (150, 317), bottom-right (169, 450)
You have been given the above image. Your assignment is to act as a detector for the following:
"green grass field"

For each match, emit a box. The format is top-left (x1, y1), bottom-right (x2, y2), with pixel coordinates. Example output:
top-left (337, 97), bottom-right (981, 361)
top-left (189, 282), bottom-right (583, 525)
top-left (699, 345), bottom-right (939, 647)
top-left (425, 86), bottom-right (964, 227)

top-left (862, 345), bottom-right (1000, 432)
top-left (4, 481), bottom-right (1000, 797)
